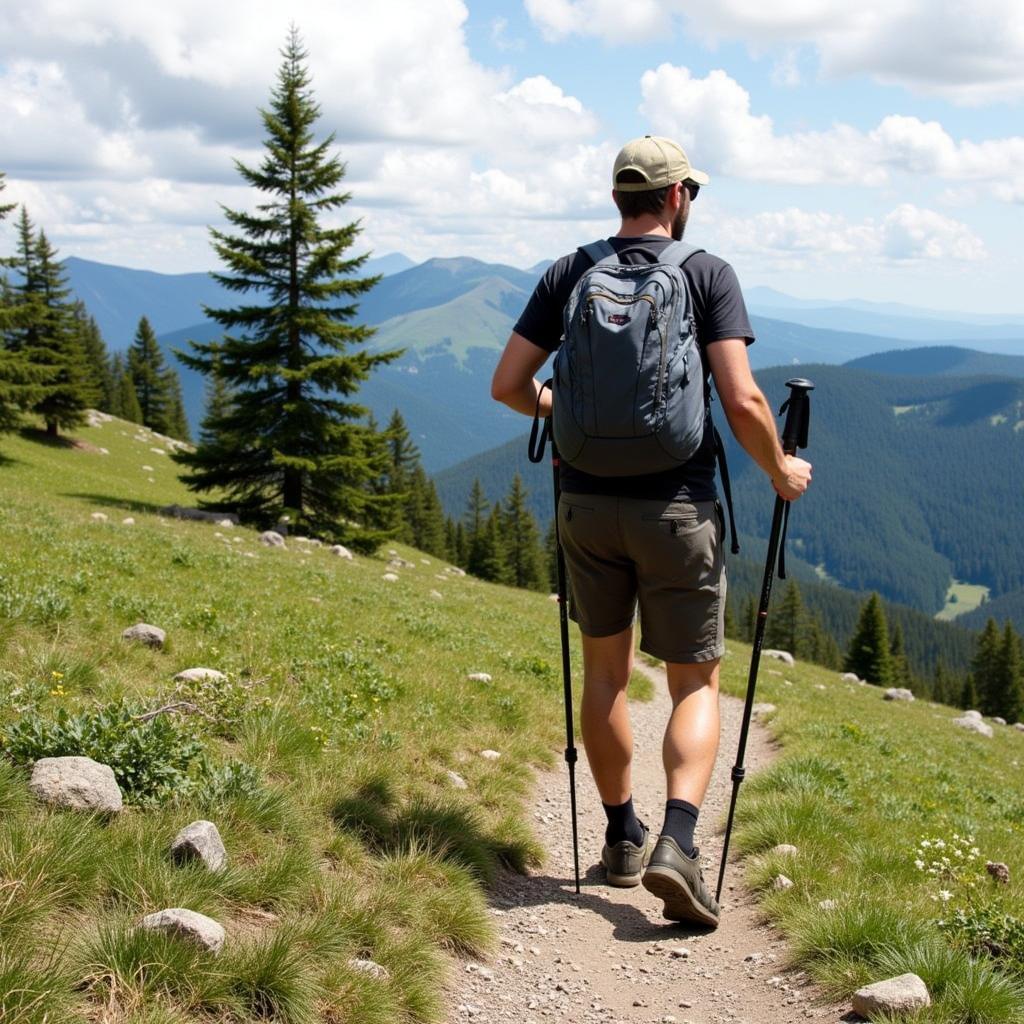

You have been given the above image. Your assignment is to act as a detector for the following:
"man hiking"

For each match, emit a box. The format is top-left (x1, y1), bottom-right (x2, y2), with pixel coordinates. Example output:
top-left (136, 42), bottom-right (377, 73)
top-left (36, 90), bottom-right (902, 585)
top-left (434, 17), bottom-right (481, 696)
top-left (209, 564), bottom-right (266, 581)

top-left (491, 135), bottom-right (812, 927)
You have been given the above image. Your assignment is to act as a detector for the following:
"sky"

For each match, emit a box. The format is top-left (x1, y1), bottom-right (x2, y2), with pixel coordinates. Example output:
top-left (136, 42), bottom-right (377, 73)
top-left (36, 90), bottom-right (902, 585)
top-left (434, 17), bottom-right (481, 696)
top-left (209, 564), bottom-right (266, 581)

top-left (2, 0), bottom-right (1023, 313)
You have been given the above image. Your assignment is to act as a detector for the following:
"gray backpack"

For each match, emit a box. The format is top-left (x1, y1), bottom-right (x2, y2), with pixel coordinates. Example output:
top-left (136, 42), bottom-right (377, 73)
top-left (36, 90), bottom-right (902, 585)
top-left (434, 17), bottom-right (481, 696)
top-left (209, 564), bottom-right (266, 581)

top-left (551, 239), bottom-right (707, 477)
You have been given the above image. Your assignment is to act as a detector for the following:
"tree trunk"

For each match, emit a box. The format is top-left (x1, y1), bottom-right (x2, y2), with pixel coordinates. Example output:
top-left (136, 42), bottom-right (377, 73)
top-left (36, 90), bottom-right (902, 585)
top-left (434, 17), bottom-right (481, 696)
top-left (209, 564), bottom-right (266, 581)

top-left (46, 419), bottom-right (58, 438)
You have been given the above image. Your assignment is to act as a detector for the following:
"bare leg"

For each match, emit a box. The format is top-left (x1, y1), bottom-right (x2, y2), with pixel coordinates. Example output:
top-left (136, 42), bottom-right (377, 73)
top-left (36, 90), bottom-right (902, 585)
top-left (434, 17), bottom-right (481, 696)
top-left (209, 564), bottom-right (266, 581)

top-left (579, 626), bottom-right (635, 805)
top-left (663, 659), bottom-right (721, 806)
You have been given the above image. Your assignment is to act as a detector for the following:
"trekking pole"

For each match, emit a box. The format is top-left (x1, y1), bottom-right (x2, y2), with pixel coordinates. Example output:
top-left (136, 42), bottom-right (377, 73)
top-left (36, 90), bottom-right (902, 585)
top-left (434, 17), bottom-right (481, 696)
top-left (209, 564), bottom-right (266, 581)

top-left (529, 386), bottom-right (582, 895)
top-left (715, 377), bottom-right (814, 903)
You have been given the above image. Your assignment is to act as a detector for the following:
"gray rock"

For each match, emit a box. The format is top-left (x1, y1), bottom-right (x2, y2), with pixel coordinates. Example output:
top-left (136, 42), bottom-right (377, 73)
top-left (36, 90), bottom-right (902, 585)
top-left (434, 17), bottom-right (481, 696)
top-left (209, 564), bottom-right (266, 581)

top-left (818, 899), bottom-right (838, 910)
top-left (122, 622), bottom-right (166, 648)
top-left (90, 512), bottom-right (108, 522)
top-left (752, 703), bottom-right (777, 716)
top-left (445, 566), bottom-right (467, 577)
top-left (349, 957), bottom-right (390, 981)
top-left (468, 672), bottom-right (493, 683)
top-left (260, 531), bottom-right (286, 548)
top-left (430, 590), bottom-right (444, 600)
top-left (382, 572), bottom-right (399, 582)
top-left (1015, 723), bottom-right (1024, 732)
top-left (173, 667), bottom-right (227, 685)
top-left (480, 749), bottom-right (501, 761)
top-left (994, 717), bottom-right (1007, 726)
top-left (29, 756), bottom-right (123, 813)
top-left (216, 519), bottom-right (235, 529)
top-left (953, 715), bottom-right (993, 737)
top-left (883, 687), bottom-right (915, 702)
top-left (771, 844), bottom-right (798, 857)
top-left (121, 517), bottom-right (135, 526)
top-left (963, 709), bottom-right (983, 720)
top-left (771, 874), bottom-right (793, 891)
top-left (140, 908), bottom-right (225, 954)
top-left (447, 771), bottom-right (469, 790)
top-left (171, 820), bottom-right (227, 872)
top-left (763, 650), bottom-right (795, 666)
top-left (852, 973), bottom-right (930, 1017)
top-left (840, 672), bottom-right (860, 683)
top-left (330, 544), bottom-right (353, 560)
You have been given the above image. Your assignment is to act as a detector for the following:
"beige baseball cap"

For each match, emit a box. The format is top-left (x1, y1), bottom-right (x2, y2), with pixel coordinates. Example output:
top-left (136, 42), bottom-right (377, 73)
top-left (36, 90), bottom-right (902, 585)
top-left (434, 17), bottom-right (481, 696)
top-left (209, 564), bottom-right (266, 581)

top-left (612, 135), bottom-right (709, 192)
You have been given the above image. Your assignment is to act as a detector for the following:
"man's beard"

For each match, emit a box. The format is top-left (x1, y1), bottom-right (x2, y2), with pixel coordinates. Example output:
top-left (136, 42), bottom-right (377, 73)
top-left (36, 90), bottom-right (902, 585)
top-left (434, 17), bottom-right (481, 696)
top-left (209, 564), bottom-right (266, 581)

top-left (671, 206), bottom-right (688, 241)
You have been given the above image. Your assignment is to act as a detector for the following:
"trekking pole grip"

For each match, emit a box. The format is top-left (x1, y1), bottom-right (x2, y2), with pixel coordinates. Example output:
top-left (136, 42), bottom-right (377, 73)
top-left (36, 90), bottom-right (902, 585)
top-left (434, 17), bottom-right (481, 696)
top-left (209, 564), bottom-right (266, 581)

top-left (780, 377), bottom-right (814, 456)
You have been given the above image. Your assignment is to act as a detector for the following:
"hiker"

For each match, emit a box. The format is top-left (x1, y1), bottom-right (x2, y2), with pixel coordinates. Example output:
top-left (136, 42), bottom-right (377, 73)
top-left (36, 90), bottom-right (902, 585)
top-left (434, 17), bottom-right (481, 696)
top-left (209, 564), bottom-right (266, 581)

top-left (490, 135), bottom-right (812, 926)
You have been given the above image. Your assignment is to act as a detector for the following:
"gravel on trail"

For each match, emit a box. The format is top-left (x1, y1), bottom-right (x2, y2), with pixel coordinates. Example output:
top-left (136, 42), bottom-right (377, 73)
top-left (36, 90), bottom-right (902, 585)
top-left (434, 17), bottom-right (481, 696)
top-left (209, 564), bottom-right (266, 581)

top-left (447, 659), bottom-right (848, 1024)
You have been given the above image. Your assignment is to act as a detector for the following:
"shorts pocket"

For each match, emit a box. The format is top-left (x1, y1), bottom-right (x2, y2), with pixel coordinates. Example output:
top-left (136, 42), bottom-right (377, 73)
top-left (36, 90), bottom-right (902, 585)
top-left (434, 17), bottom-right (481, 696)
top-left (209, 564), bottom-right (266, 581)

top-left (641, 508), bottom-right (702, 535)
top-left (561, 500), bottom-right (595, 523)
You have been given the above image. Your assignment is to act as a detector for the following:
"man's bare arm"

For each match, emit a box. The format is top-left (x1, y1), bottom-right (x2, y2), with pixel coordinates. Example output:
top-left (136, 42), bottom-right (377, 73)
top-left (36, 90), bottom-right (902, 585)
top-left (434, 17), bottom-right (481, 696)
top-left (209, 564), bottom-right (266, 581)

top-left (491, 332), bottom-right (553, 417)
top-left (706, 338), bottom-right (811, 501)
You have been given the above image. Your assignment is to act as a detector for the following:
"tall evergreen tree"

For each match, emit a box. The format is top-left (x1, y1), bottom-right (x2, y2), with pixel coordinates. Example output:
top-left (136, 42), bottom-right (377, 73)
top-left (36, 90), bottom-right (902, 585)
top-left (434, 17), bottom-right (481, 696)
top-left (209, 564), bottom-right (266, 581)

top-left (172, 29), bottom-right (399, 549)
top-left (74, 304), bottom-right (112, 411)
top-left (165, 369), bottom-right (191, 442)
top-left (127, 316), bottom-right (173, 432)
top-left (0, 180), bottom-right (38, 432)
top-left (971, 618), bottom-right (1003, 715)
top-left (766, 580), bottom-right (805, 656)
top-left (545, 518), bottom-right (559, 593)
top-left (501, 473), bottom-right (546, 591)
top-left (844, 593), bottom-right (894, 685)
top-left (995, 623), bottom-right (1023, 724)
top-left (889, 623), bottom-right (914, 691)
top-left (109, 353), bottom-right (142, 423)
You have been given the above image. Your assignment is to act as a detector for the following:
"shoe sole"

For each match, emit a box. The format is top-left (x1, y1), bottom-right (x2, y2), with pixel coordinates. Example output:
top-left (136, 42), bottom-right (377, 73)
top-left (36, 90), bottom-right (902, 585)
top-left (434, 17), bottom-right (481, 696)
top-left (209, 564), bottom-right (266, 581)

top-left (603, 866), bottom-right (642, 887)
top-left (641, 864), bottom-right (720, 927)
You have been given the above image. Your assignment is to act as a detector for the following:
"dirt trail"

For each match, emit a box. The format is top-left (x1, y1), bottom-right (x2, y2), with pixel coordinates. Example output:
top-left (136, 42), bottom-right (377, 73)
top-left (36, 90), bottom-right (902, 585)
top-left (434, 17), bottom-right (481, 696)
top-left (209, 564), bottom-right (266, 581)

top-left (448, 660), bottom-right (849, 1024)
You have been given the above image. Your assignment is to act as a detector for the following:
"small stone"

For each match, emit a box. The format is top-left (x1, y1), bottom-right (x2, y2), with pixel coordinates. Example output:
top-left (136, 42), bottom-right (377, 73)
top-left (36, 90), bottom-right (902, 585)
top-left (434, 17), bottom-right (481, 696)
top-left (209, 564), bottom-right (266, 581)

top-left (883, 687), bottom-right (915, 702)
top-left (430, 590), bottom-right (443, 599)
top-left (29, 756), bottom-right (123, 813)
top-left (382, 572), bottom-right (399, 582)
top-left (216, 519), bottom-right (234, 529)
top-left (260, 531), bottom-right (286, 548)
top-left (468, 673), bottom-right (492, 683)
top-left (140, 908), bottom-right (225, 954)
top-left (447, 771), bottom-right (468, 790)
top-left (771, 844), bottom-right (799, 857)
top-left (763, 649), bottom-right (795, 666)
top-left (669, 947), bottom-right (690, 959)
top-left (818, 899), bottom-right (838, 910)
top-left (994, 716), bottom-right (1007, 725)
top-left (771, 875), bottom-right (794, 891)
top-left (986, 861), bottom-right (1010, 884)
top-left (173, 667), bottom-right (227, 685)
top-left (852, 973), bottom-right (930, 1017)
top-left (171, 820), bottom-right (228, 872)
top-left (122, 622), bottom-right (166, 648)
top-left (122, 516), bottom-right (135, 525)
top-left (953, 715), bottom-right (994, 737)
top-left (90, 512), bottom-right (108, 522)
top-left (329, 544), bottom-right (353, 559)
top-left (350, 957), bottom-right (390, 981)
top-left (840, 672), bottom-right (860, 683)
top-left (480, 750), bottom-right (501, 761)
top-left (963, 709), bottom-right (983, 720)
top-left (1015, 723), bottom-right (1024, 732)
top-left (150, 447), bottom-right (166, 455)
top-left (142, 464), bottom-right (154, 472)
top-left (752, 703), bottom-right (777, 716)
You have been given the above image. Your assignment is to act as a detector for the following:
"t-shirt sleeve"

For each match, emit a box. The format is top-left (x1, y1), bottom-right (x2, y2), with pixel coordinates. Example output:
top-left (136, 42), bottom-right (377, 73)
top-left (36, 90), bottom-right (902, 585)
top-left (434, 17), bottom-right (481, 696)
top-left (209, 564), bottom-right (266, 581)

top-left (694, 258), bottom-right (755, 346)
top-left (513, 256), bottom-right (574, 353)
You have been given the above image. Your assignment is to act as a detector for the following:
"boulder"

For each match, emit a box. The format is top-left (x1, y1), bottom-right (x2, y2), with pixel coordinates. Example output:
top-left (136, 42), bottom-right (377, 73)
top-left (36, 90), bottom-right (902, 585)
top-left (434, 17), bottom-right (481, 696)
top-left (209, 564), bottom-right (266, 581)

top-left (173, 668), bottom-right (226, 685)
top-left (883, 688), bottom-right (914, 702)
top-left (171, 820), bottom-right (228, 872)
top-left (763, 650), bottom-right (795, 666)
top-left (1015, 723), bottom-right (1024, 732)
top-left (467, 673), bottom-right (492, 683)
top-left (751, 703), bottom-right (777, 716)
top-left (122, 622), bottom-right (166, 648)
top-left (852, 974), bottom-right (930, 1017)
top-left (963, 709), bottom-right (983, 720)
top-left (29, 756), bottom-right (123, 813)
top-left (840, 672), bottom-right (860, 683)
top-left (770, 844), bottom-right (799, 857)
top-left (140, 908), bottom-right (225, 954)
top-left (259, 531), bottom-right (286, 548)
top-left (953, 715), bottom-right (993, 738)
top-left (330, 544), bottom-right (353, 560)
top-left (993, 717), bottom-right (1007, 726)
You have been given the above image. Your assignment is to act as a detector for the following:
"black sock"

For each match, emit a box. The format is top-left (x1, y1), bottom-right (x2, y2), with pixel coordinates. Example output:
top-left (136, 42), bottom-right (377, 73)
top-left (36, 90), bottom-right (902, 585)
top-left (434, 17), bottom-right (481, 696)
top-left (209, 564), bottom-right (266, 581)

top-left (602, 797), bottom-right (645, 847)
top-left (661, 799), bottom-right (699, 857)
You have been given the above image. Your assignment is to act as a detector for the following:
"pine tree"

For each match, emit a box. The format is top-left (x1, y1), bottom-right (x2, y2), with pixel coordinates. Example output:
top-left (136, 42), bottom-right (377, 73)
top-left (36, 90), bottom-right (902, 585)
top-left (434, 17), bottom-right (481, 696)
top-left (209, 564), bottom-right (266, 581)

top-left (410, 466), bottom-right (447, 557)
top-left (164, 368), bottom-right (191, 442)
top-left (108, 353), bottom-right (142, 423)
top-left (0, 183), bottom-right (38, 432)
top-left (14, 221), bottom-right (90, 437)
top-left (971, 618), bottom-right (1002, 715)
top-left (471, 505), bottom-right (511, 583)
top-left (464, 479), bottom-right (492, 577)
top-left (723, 595), bottom-right (737, 640)
top-left (889, 623), bottom-right (914, 691)
top-left (502, 473), bottom-right (545, 590)
top-left (545, 518), bottom-right (559, 593)
top-left (740, 594), bottom-right (758, 644)
top-left (931, 660), bottom-right (956, 707)
top-left (766, 580), bottom-right (804, 657)
top-left (844, 593), bottom-right (894, 685)
top-left (997, 624), bottom-right (1023, 723)
top-left (172, 29), bottom-right (399, 549)
top-left (127, 316), bottom-right (173, 433)
top-left (73, 303), bottom-right (111, 411)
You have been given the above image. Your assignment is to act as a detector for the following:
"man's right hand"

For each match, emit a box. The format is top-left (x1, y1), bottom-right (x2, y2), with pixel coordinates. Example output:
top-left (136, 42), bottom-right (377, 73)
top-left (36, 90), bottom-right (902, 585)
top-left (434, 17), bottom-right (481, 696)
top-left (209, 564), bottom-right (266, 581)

top-left (772, 455), bottom-right (812, 501)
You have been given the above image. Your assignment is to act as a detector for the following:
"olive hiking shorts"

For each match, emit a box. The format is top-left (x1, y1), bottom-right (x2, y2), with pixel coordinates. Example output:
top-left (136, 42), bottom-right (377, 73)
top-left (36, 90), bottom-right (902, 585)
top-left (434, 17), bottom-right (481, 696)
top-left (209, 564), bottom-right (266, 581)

top-left (557, 493), bottom-right (726, 664)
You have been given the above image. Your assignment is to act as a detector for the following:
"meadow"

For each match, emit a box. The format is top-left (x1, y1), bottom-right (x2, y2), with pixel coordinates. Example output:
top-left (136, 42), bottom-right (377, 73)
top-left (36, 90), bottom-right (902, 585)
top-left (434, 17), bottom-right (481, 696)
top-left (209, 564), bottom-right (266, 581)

top-left (0, 414), bottom-right (1022, 1023)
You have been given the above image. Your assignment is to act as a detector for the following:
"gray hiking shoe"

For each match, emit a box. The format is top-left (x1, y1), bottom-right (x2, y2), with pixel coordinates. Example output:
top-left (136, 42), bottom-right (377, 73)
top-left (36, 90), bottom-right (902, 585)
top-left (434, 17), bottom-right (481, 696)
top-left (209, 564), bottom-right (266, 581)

top-left (601, 825), bottom-right (652, 887)
top-left (642, 836), bottom-right (720, 927)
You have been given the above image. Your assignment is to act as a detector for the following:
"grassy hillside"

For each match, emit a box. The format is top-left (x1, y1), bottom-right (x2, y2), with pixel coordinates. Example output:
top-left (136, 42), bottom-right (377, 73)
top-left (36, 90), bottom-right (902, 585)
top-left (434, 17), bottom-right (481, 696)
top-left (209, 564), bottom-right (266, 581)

top-left (1, 415), bottom-right (1022, 1022)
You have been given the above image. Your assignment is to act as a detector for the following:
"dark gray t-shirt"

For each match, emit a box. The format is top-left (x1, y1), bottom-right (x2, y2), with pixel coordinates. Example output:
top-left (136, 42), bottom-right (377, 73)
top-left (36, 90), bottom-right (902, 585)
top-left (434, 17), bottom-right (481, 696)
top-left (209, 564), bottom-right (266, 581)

top-left (513, 235), bottom-right (754, 501)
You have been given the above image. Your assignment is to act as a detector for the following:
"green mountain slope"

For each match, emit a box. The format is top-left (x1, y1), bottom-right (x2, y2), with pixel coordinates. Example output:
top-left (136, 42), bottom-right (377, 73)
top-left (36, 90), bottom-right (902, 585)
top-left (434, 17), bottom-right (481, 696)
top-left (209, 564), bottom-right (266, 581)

top-left (846, 346), bottom-right (1024, 378)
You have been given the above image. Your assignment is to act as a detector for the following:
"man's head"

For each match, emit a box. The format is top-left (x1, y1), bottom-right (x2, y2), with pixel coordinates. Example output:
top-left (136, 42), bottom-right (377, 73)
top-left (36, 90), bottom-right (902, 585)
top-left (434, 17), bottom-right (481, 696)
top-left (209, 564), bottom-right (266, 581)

top-left (611, 135), bottom-right (708, 239)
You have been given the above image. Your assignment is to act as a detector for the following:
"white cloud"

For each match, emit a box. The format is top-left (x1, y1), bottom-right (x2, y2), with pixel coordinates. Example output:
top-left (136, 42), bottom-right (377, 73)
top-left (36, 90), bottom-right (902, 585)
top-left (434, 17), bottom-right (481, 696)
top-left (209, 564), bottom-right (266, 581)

top-left (640, 65), bottom-right (1024, 198)
top-left (710, 203), bottom-right (987, 266)
top-left (525, 0), bottom-right (1024, 104)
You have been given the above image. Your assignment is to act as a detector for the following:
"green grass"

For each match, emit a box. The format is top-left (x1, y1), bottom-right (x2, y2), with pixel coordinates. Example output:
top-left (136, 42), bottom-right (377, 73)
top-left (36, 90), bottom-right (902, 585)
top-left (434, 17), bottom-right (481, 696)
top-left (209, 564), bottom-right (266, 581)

top-left (719, 648), bottom-right (1024, 1020)
top-left (937, 579), bottom-right (991, 621)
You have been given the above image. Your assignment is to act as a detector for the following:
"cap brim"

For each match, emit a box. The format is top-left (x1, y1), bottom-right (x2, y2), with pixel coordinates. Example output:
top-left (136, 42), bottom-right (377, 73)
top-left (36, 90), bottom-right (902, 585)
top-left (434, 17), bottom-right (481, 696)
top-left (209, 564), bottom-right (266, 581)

top-left (687, 168), bottom-right (710, 186)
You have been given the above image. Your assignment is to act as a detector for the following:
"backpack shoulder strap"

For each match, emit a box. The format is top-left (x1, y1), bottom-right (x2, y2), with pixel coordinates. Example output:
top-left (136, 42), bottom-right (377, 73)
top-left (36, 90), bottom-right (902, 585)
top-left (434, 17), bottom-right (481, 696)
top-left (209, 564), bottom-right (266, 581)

top-left (658, 241), bottom-right (705, 267)
top-left (578, 239), bottom-right (617, 266)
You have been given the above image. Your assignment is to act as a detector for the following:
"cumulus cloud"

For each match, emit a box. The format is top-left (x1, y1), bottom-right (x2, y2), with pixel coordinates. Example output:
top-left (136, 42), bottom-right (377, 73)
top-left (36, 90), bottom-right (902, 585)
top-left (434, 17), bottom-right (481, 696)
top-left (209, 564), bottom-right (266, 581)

top-left (711, 203), bottom-right (986, 266)
top-left (640, 65), bottom-right (1024, 198)
top-left (524, 0), bottom-right (1024, 104)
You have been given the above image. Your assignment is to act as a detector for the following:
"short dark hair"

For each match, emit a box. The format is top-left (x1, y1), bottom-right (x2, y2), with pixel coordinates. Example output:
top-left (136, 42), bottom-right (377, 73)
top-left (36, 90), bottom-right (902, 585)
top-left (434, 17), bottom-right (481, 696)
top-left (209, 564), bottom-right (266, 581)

top-left (612, 169), bottom-right (670, 218)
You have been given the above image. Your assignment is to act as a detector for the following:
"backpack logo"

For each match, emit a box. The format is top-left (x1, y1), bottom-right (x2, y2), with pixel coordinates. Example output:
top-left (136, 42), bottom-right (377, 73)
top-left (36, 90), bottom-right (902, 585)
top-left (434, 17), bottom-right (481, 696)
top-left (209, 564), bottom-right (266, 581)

top-left (607, 313), bottom-right (631, 326)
